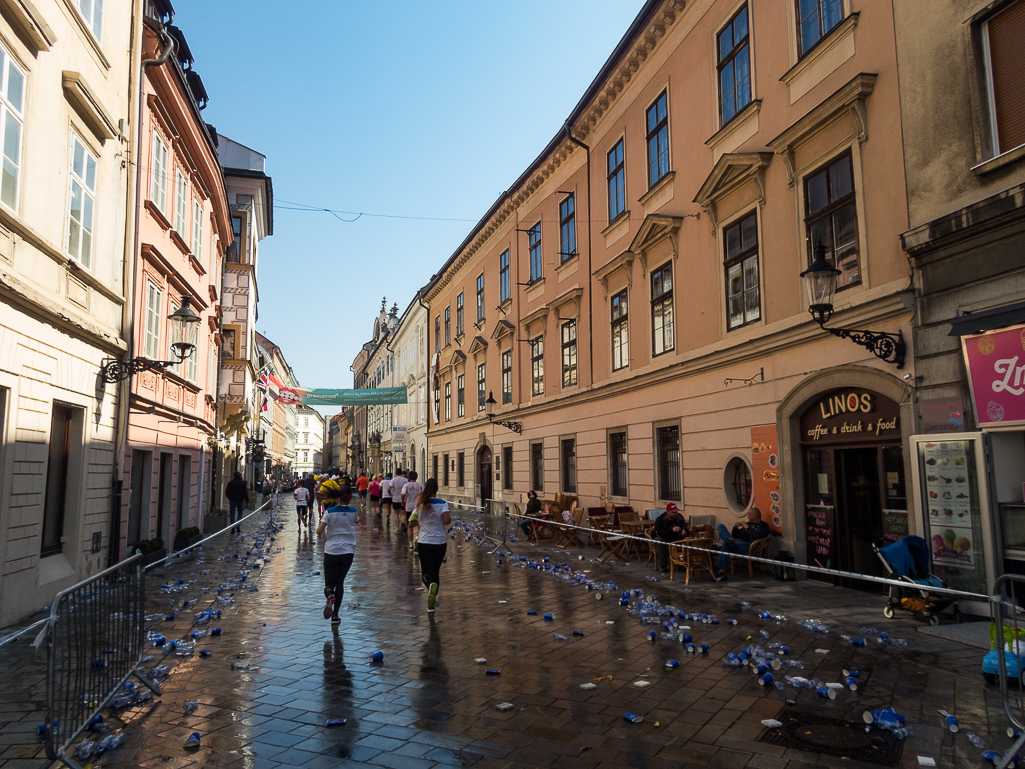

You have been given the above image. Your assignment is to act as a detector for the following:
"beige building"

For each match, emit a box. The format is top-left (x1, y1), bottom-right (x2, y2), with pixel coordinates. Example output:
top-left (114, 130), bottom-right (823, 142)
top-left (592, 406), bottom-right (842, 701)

top-left (0, 0), bottom-right (139, 625)
top-left (389, 295), bottom-right (429, 475)
top-left (425, 0), bottom-right (915, 580)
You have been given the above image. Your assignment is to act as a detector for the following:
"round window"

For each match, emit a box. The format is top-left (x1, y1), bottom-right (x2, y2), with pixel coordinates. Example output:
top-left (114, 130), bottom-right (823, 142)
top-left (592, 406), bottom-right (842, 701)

top-left (723, 455), bottom-right (753, 513)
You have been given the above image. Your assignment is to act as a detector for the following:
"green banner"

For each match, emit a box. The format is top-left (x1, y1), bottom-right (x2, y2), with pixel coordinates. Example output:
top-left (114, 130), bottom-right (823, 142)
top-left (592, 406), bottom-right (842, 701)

top-left (301, 388), bottom-right (408, 406)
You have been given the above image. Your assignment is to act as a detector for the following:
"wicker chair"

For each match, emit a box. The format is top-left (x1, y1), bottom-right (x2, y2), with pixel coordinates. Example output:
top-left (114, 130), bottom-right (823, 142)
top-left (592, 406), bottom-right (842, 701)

top-left (731, 535), bottom-right (772, 578)
top-left (669, 536), bottom-right (715, 585)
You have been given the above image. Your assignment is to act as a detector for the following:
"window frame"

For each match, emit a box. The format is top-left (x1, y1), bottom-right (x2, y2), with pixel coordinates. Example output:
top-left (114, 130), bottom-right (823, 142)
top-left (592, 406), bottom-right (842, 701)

top-left (607, 139), bottom-right (626, 222)
top-left (444, 382), bottom-right (451, 421)
top-left (443, 453), bottom-right (450, 487)
top-left (174, 168), bottom-right (188, 237)
top-left (75, 0), bottom-right (104, 42)
top-left (561, 320), bottom-right (577, 388)
top-left (717, 5), bottom-right (752, 127)
top-left (611, 289), bottom-right (629, 371)
top-left (433, 453), bottom-right (439, 481)
top-left (144, 279), bottom-right (162, 359)
top-left (796, 0), bottom-right (845, 58)
top-left (802, 151), bottom-right (860, 291)
top-left (41, 404), bottom-right (76, 557)
top-left (435, 316), bottom-right (441, 354)
top-left (981, 1), bottom-right (1025, 157)
top-left (655, 423), bottom-right (682, 502)
top-left (530, 336), bottom-right (544, 396)
top-left (609, 431), bottom-right (629, 498)
top-left (0, 46), bottom-right (25, 214)
top-left (477, 362), bottom-right (486, 411)
top-left (559, 195), bottom-right (577, 262)
top-left (457, 451), bottom-right (465, 487)
top-left (499, 249), bottom-right (510, 302)
top-left (528, 222), bottom-right (543, 283)
top-left (651, 263), bottom-right (674, 356)
top-left (456, 374), bottom-right (465, 418)
top-left (502, 445), bottom-right (513, 491)
top-left (724, 210), bottom-right (761, 331)
top-left (476, 272), bottom-right (485, 321)
top-left (501, 349), bottom-right (512, 404)
top-left (530, 442), bottom-right (544, 492)
top-left (66, 133), bottom-right (97, 269)
top-left (151, 131), bottom-right (168, 215)
top-left (561, 437), bottom-right (577, 493)
top-left (191, 196), bottom-right (203, 262)
top-left (444, 306), bottom-right (451, 347)
top-left (646, 90), bottom-right (671, 187)
top-left (456, 293), bottom-right (464, 337)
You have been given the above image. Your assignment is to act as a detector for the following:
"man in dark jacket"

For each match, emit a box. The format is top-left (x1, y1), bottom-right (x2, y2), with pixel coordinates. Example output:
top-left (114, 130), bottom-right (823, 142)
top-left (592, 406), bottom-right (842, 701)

top-left (225, 471), bottom-right (249, 534)
top-left (653, 503), bottom-right (689, 572)
top-left (715, 507), bottom-right (770, 581)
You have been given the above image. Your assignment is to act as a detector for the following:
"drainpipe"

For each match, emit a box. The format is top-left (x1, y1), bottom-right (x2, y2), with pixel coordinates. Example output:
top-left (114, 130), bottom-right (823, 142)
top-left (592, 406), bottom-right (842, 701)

top-left (416, 290), bottom-right (430, 477)
top-left (564, 122), bottom-right (593, 385)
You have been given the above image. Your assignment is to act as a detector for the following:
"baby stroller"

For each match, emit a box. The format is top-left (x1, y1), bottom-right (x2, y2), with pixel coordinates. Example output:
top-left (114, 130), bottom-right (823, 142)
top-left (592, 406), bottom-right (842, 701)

top-left (873, 535), bottom-right (959, 625)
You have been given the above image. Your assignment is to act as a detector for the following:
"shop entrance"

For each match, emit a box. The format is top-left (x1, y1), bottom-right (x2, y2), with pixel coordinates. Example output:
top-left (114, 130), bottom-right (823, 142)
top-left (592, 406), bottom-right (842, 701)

top-left (477, 446), bottom-right (492, 502)
top-left (800, 389), bottom-right (907, 589)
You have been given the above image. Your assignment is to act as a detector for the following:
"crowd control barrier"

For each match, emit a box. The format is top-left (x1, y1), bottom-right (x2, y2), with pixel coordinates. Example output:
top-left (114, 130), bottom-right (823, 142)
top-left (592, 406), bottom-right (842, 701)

top-left (483, 499), bottom-right (508, 552)
top-left (992, 575), bottom-right (1025, 768)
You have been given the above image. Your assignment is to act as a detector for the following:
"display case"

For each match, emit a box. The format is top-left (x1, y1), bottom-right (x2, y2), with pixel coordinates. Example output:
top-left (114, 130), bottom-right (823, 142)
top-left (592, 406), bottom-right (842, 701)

top-left (1001, 503), bottom-right (1025, 574)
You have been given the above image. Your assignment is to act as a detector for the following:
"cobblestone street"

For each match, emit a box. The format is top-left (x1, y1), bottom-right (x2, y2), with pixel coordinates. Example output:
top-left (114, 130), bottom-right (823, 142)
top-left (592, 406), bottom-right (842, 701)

top-left (0, 500), bottom-right (1016, 768)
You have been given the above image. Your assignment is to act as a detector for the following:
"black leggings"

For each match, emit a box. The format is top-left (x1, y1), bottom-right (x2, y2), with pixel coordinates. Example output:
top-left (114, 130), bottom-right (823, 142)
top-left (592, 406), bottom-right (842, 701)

top-left (323, 552), bottom-right (354, 612)
top-left (417, 542), bottom-right (447, 588)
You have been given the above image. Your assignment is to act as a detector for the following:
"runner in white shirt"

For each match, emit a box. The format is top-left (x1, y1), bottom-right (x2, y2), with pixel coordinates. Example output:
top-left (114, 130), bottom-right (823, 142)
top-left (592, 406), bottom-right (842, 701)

top-left (294, 484), bottom-right (311, 527)
top-left (408, 477), bottom-right (451, 614)
top-left (315, 480), bottom-right (360, 624)
top-left (380, 475), bottom-right (393, 522)
top-left (390, 471), bottom-right (407, 530)
top-left (401, 471), bottom-right (424, 553)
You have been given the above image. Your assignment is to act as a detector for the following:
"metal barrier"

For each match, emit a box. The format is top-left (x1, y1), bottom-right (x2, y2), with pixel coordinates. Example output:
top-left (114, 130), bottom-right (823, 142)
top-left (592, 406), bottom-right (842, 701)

top-left (44, 553), bottom-right (159, 768)
top-left (482, 499), bottom-right (507, 553)
top-left (993, 575), bottom-right (1025, 767)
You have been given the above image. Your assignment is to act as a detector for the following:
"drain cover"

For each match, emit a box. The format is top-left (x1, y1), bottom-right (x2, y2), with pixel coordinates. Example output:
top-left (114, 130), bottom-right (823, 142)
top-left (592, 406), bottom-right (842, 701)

top-left (758, 711), bottom-right (904, 767)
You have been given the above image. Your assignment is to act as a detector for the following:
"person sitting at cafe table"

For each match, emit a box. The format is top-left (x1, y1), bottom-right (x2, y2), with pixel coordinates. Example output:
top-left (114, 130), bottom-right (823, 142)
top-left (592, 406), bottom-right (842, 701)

top-left (715, 507), bottom-right (771, 582)
top-left (653, 503), bottom-right (689, 573)
top-left (518, 491), bottom-right (544, 539)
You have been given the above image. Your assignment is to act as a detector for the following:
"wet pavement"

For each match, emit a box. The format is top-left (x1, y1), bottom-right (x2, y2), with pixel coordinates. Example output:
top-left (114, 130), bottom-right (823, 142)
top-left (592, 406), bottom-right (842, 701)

top-left (0, 498), bottom-right (1018, 769)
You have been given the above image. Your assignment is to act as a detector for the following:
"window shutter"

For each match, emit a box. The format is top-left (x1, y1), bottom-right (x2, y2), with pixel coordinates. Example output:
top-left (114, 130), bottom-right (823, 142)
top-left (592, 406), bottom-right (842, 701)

top-left (990, 0), bottom-right (1025, 153)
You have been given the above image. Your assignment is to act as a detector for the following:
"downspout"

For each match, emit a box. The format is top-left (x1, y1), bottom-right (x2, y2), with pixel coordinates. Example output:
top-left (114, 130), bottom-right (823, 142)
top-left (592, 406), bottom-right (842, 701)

top-left (564, 122), bottom-right (593, 385)
top-left (417, 290), bottom-right (430, 478)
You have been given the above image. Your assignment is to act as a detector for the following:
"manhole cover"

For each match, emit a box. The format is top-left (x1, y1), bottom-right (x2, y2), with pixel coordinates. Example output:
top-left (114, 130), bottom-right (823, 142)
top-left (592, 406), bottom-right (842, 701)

top-left (758, 711), bottom-right (904, 767)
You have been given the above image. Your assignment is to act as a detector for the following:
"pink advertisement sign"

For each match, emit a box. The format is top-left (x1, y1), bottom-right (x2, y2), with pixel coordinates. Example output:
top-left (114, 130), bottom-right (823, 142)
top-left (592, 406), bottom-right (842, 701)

top-left (963, 324), bottom-right (1025, 427)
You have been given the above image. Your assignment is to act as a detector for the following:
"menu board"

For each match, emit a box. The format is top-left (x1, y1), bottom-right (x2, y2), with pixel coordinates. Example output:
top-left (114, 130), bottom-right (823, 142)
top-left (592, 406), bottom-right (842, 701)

top-left (922, 440), bottom-right (975, 569)
top-left (805, 504), bottom-right (835, 571)
top-left (881, 509), bottom-right (909, 543)
top-left (751, 425), bottom-right (782, 533)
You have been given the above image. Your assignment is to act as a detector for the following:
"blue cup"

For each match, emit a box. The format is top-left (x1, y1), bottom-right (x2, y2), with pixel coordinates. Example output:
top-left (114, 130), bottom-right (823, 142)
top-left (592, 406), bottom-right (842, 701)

top-left (944, 715), bottom-right (958, 732)
top-left (681, 633), bottom-right (693, 642)
top-left (817, 686), bottom-right (836, 700)
top-left (543, 613), bottom-right (554, 620)
top-left (648, 631), bottom-right (657, 641)
top-left (759, 673), bottom-right (774, 686)
top-left (665, 659), bottom-right (679, 668)
top-left (527, 610), bottom-right (537, 615)
top-left (846, 677), bottom-right (858, 691)
top-left (779, 646), bottom-right (791, 655)
top-left (686, 643), bottom-right (696, 654)
top-left (370, 651), bottom-right (384, 662)
top-left (699, 643), bottom-right (709, 653)
top-left (754, 664), bottom-right (769, 675)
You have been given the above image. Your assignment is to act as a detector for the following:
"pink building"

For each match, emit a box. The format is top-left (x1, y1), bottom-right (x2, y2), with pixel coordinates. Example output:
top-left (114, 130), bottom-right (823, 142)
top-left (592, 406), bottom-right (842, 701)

top-left (120, 7), bottom-right (232, 556)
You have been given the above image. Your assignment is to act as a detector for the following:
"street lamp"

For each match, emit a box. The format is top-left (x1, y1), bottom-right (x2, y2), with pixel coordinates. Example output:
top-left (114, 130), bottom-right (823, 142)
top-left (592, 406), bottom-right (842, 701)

top-left (101, 295), bottom-right (202, 382)
top-left (484, 391), bottom-right (522, 433)
top-left (799, 243), bottom-right (906, 369)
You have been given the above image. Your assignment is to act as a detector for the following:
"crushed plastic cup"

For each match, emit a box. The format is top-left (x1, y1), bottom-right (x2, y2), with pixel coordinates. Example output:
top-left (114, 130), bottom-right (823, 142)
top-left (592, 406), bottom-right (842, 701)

top-left (665, 659), bottom-right (679, 668)
top-left (474, 657), bottom-right (487, 664)
top-left (326, 719), bottom-right (346, 726)
top-left (183, 700), bottom-right (198, 713)
top-left (183, 732), bottom-right (201, 748)
top-left (527, 610), bottom-right (538, 615)
top-left (580, 682), bottom-right (597, 690)
top-left (623, 712), bottom-right (644, 723)
top-left (370, 651), bottom-right (384, 662)
top-left (485, 669), bottom-right (501, 675)
top-left (495, 702), bottom-right (514, 712)
top-left (761, 719), bottom-right (783, 728)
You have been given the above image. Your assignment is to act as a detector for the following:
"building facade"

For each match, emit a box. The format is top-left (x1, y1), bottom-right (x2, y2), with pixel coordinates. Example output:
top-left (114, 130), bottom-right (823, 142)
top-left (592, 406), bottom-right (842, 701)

top-left (356, 300), bottom-right (398, 477)
top-left (896, 0), bottom-right (1025, 606)
top-left (121, 5), bottom-right (231, 556)
top-left (0, 0), bottom-right (138, 625)
top-left (295, 405), bottom-right (325, 475)
top-left (425, 0), bottom-right (914, 580)
top-left (389, 296), bottom-right (429, 475)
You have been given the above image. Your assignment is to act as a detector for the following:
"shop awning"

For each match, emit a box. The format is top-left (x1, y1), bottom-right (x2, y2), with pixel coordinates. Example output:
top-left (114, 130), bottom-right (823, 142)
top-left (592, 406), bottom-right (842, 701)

top-left (949, 301), bottom-right (1025, 336)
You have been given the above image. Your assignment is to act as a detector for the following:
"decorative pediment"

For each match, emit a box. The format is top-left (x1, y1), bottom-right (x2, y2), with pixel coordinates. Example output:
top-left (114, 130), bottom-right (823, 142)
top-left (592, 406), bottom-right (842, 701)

top-left (693, 152), bottom-right (773, 235)
top-left (521, 306), bottom-right (549, 336)
top-left (490, 319), bottom-right (515, 342)
top-left (446, 349), bottom-right (466, 371)
top-left (593, 249), bottom-right (634, 299)
top-left (468, 335), bottom-right (488, 358)
top-left (628, 215), bottom-right (684, 276)
top-left (550, 287), bottom-right (584, 320)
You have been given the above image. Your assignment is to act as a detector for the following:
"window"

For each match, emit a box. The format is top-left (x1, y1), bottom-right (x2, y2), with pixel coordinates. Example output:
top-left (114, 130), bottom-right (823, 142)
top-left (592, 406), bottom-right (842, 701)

top-left (610, 432), bottom-right (628, 498)
top-left (797, 0), bottom-right (844, 57)
top-left (503, 445), bottom-right (513, 490)
top-left (501, 350), bottom-right (512, 404)
top-left (607, 139), bottom-right (625, 221)
top-left (531, 442), bottom-right (543, 492)
top-left (717, 6), bottom-right (751, 125)
top-left (0, 48), bottom-right (23, 212)
top-left (228, 214), bottom-right (243, 263)
top-left (304, 417), bottom-right (309, 428)
top-left (476, 273), bottom-right (485, 321)
top-left (457, 452), bottom-right (465, 487)
top-left (144, 281), bottom-right (162, 359)
top-left (167, 302), bottom-right (182, 375)
top-left (657, 425), bottom-right (681, 501)
top-left (221, 328), bottom-right (235, 360)
top-left (433, 453), bottom-right (439, 481)
top-left (530, 337), bottom-right (544, 396)
top-left (174, 169), bottom-right (188, 236)
top-left (528, 223), bottom-right (542, 283)
top-left (500, 250), bottom-right (510, 302)
top-left (725, 211), bottom-right (760, 330)
top-left (444, 307), bottom-right (451, 347)
top-left (983, 1), bottom-right (1025, 154)
top-left (443, 453), bottom-right (450, 486)
top-left (611, 290), bottom-right (629, 371)
top-left (42, 405), bottom-right (75, 556)
top-left (75, 0), bottom-right (103, 41)
top-left (192, 197), bottom-right (203, 261)
top-left (561, 438), bottom-right (576, 493)
top-left (724, 455), bottom-right (753, 512)
top-left (67, 135), bottom-right (97, 268)
top-left (804, 152), bottom-right (859, 288)
top-left (477, 363), bottom-right (486, 411)
top-left (207, 340), bottom-right (216, 396)
top-left (433, 384), bottom-right (440, 422)
top-left (444, 382), bottom-right (451, 421)
top-left (457, 374), bottom-right (464, 417)
top-left (303, 450), bottom-right (308, 463)
top-left (561, 321), bottom-right (577, 387)
top-left (151, 132), bottom-right (168, 214)
top-left (456, 293), bottom-right (464, 337)
top-left (559, 195), bottom-right (576, 262)
top-left (185, 331), bottom-right (197, 382)
top-left (646, 91), bottom-right (670, 186)
top-left (651, 264), bottom-right (674, 355)
top-left (435, 316), bottom-right (441, 354)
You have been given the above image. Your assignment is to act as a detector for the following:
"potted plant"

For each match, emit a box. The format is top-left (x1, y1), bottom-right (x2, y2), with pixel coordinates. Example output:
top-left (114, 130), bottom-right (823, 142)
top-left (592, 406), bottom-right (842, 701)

top-left (173, 526), bottom-right (203, 551)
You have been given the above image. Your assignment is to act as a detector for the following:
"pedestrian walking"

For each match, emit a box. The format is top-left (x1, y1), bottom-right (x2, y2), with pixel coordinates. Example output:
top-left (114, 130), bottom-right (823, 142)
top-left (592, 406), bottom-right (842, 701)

top-left (408, 478), bottom-right (451, 614)
top-left (315, 480), bottom-right (359, 624)
top-left (224, 471), bottom-right (248, 534)
top-left (401, 471), bottom-right (424, 552)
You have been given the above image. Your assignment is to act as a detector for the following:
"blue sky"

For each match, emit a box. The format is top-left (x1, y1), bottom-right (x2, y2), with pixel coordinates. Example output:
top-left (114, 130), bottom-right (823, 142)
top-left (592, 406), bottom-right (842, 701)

top-left (175, 0), bottom-right (647, 398)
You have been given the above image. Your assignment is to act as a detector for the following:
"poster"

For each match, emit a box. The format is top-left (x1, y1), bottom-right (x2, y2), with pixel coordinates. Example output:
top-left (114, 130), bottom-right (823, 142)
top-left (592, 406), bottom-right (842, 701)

top-left (962, 324), bottom-right (1025, 428)
top-left (922, 440), bottom-right (975, 569)
top-left (805, 505), bottom-right (835, 571)
top-left (750, 424), bottom-right (782, 533)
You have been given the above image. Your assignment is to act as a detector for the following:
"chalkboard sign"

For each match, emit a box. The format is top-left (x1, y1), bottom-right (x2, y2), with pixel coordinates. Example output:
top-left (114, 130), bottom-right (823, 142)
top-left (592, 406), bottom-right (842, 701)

top-left (882, 509), bottom-right (908, 543)
top-left (805, 505), bottom-right (835, 579)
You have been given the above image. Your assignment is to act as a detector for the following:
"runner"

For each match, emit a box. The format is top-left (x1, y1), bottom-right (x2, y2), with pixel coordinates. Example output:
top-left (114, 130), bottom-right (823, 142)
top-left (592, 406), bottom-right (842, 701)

top-left (401, 470), bottom-right (424, 553)
top-left (356, 471), bottom-right (369, 509)
top-left (390, 469), bottom-right (407, 530)
top-left (409, 478), bottom-right (451, 614)
top-left (315, 480), bottom-right (359, 625)
top-left (380, 473), bottom-right (393, 523)
top-left (368, 474), bottom-right (382, 516)
top-left (294, 482), bottom-right (311, 527)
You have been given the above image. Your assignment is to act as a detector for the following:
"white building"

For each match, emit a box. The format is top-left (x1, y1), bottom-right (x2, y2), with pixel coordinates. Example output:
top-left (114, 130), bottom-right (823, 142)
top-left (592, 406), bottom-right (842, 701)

top-left (295, 406), bottom-right (325, 475)
top-left (390, 296), bottom-right (429, 476)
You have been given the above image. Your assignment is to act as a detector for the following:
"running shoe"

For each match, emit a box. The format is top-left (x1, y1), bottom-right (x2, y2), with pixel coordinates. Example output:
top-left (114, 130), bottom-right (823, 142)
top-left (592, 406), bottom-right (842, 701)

top-left (323, 595), bottom-right (334, 619)
top-left (427, 582), bottom-right (438, 611)
top-left (331, 613), bottom-right (340, 624)
top-left (408, 544), bottom-right (414, 552)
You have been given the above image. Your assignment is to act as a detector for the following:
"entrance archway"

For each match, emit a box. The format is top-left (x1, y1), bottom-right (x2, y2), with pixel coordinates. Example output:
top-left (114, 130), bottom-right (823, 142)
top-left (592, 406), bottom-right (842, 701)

top-left (477, 445), bottom-right (493, 502)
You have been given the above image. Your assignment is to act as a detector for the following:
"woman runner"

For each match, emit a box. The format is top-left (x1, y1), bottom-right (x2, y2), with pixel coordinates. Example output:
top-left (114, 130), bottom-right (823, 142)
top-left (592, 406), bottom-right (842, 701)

top-left (408, 478), bottom-right (451, 614)
top-left (315, 480), bottom-right (359, 624)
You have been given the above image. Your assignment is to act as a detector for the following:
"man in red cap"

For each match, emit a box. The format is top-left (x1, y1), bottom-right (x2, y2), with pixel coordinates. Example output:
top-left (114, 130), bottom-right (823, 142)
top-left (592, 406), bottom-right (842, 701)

top-left (653, 503), bottom-right (689, 574)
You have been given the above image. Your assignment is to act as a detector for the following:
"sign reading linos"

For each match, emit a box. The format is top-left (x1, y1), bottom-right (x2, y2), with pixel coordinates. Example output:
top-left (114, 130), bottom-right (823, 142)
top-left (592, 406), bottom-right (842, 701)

top-left (799, 389), bottom-right (900, 445)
